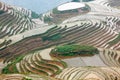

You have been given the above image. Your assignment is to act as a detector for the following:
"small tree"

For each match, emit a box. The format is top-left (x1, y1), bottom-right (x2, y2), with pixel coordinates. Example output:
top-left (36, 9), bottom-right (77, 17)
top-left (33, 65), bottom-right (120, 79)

top-left (52, 8), bottom-right (61, 14)
top-left (31, 11), bottom-right (39, 19)
top-left (43, 15), bottom-right (52, 23)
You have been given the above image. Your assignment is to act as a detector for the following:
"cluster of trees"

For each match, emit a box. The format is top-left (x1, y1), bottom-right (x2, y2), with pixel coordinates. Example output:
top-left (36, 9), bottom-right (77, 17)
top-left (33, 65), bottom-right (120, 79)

top-left (43, 15), bottom-right (52, 23)
top-left (42, 33), bottom-right (62, 41)
top-left (51, 44), bottom-right (99, 57)
top-left (52, 8), bottom-right (61, 14)
top-left (2, 55), bottom-right (24, 74)
top-left (31, 11), bottom-right (39, 19)
top-left (41, 26), bottom-right (63, 41)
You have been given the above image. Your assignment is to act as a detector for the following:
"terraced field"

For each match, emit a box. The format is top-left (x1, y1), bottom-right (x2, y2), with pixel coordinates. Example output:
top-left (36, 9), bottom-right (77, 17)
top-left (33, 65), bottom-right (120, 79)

top-left (62, 48), bottom-right (120, 67)
top-left (56, 67), bottom-right (120, 80)
top-left (0, 19), bottom-right (120, 62)
top-left (0, 1), bottom-right (36, 39)
top-left (99, 48), bottom-right (120, 67)
top-left (0, 74), bottom-right (58, 80)
top-left (0, 0), bottom-right (120, 80)
top-left (16, 52), bottom-right (66, 76)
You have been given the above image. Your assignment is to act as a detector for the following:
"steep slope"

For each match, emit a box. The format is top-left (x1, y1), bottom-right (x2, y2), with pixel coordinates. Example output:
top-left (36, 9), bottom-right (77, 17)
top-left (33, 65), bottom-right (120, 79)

top-left (16, 53), bottom-right (66, 76)
top-left (0, 19), bottom-right (120, 62)
top-left (0, 1), bottom-right (36, 39)
top-left (56, 67), bottom-right (120, 80)
top-left (99, 48), bottom-right (120, 67)
top-left (0, 0), bottom-right (120, 80)
top-left (2, 50), bottom-right (67, 76)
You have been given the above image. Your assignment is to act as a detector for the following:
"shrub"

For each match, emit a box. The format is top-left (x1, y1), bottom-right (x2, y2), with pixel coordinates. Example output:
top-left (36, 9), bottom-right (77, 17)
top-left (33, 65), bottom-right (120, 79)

top-left (52, 8), bottom-right (61, 14)
top-left (2, 55), bottom-right (24, 74)
top-left (43, 15), bottom-right (52, 23)
top-left (31, 11), bottom-right (39, 19)
top-left (42, 33), bottom-right (62, 41)
top-left (51, 44), bottom-right (99, 57)
top-left (108, 33), bottom-right (120, 45)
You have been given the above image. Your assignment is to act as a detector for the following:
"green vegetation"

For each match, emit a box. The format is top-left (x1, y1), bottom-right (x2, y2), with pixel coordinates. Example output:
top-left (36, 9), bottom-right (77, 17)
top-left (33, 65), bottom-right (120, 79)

top-left (31, 11), bottom-right (39, 19)
top-left (0, 10), bottom-right (4, 14)
top-left (2, 63), bottom-right (18, 74)
top-left (61, 61), bottom-right (68, 68)
top-left (55, 69), bottom-right (62, 74)
top-left (81, 5), bottom-right (89, 11)
top-left (108, 33), bottom-right (120, 45)
top-left (41, 26), bottom-right (63, 41)
top-left (39, 14), bottom-right (43, 20)
top-left (0, 39), bottom-right (12, 48)
top-left (52, 7), bottom-right (78, 14)
top-left (52, 8), bottom-right (61, 14)
top-left (42, 33), bottom-right (62, 41)
top-left (2, 55), bottom-right (24, 74)
top-left (43, 15), bottom-right (52, 23)
top-left (22, 77), bottom-right (32, 80)
top-left (51, 44), bottom-right (99, 57)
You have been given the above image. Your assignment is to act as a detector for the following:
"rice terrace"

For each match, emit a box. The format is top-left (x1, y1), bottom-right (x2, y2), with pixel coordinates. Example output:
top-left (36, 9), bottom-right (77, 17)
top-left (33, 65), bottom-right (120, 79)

top-left (0, 0), bottom-right (120, 80)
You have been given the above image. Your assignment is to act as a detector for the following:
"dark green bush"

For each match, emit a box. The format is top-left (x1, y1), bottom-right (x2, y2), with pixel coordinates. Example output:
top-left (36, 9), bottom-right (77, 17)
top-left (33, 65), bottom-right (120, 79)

top-left (108, 33), bottom-right (120, 45)
top-left (52, 8), bottom-right (61, 14)
top-left (31, 11), bottom-right (39, 19)
top-left (43, 15), bottom-right (52, 23)
top-left (2, 55), bottom-right (24, 74)
top-left (0, 10), bottom-right (4, 14)
top-left (51, 44), bottom-right (99, 57)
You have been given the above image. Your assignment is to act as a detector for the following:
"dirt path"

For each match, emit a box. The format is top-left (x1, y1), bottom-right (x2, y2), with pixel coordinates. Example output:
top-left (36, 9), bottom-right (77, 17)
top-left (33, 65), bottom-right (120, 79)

top-left (38, 48), bottom-right (54, 60)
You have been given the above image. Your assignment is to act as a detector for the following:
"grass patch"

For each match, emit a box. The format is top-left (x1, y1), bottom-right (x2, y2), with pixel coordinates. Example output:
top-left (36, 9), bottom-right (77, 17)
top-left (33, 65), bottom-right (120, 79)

top-left (108, 33), bottom-right (120, 45)
top-left (61, 61), bottom-right (67, 68)
top-left (42, 33), bottom-right (62, 41)
top-left (50, 44), bottom-right (99, 58)
top-left (2, 55), bottom-right (24, 74)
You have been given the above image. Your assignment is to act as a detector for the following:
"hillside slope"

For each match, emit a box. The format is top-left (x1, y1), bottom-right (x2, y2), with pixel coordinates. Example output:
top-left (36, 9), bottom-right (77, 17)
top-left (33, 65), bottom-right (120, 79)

top-left (0, 2), bottom-right (36, 39)
top-left (0, 0), bottom-right (120, 80)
